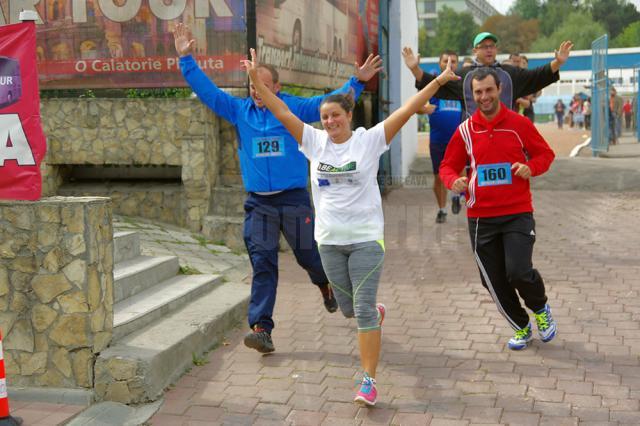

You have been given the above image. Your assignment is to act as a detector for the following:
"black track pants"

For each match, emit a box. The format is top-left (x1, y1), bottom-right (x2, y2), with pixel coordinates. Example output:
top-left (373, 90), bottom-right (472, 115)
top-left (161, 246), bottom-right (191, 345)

top-left (468, 213), bottom-right (548, 330)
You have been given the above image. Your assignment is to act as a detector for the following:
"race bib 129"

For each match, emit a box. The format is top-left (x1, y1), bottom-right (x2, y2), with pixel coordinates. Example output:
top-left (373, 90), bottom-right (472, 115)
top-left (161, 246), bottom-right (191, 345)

top-left (477, 162), bottom-right (512, 187)
top-left (252, 136), bottom-right (285, 158)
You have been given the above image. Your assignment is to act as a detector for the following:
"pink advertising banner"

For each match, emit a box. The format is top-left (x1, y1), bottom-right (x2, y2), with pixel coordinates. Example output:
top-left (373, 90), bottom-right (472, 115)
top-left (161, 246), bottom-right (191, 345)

top-left (0, 21), bottom-right (46, 200)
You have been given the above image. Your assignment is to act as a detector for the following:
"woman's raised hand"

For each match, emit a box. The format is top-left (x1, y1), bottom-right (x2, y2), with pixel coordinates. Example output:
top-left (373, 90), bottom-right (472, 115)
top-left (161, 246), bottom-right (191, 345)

top-left (436, 57), bottom-right (460, 85)
top-left (241, 48), bottom-right (259, 81)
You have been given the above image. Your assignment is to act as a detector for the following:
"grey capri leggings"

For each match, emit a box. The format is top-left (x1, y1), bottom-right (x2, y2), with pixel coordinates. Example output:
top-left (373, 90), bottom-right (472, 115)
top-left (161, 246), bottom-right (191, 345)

top-left (318, 240), bottom-right (385, 331)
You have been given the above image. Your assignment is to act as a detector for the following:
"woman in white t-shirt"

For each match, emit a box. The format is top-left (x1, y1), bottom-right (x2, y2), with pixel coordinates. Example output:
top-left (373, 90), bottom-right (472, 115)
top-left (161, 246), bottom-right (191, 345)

top-left (244, 48), bottom-right (458, 406)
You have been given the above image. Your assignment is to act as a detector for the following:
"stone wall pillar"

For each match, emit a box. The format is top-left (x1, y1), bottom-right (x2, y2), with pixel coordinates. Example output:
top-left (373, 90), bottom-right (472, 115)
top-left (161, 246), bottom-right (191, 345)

top-left (0, 197), bottom-right (113, 389)
top-left (181, 107), bottom-right (220, 232)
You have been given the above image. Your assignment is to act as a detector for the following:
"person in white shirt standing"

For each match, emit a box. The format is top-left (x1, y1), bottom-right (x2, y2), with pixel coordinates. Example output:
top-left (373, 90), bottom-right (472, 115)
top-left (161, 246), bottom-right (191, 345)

top-left (243, 48), bottom-right (458, 406)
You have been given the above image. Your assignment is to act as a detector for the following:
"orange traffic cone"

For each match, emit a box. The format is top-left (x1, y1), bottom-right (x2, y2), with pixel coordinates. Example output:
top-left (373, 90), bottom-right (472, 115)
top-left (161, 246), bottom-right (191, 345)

top-left (0, 331), bottom-right (22, 426)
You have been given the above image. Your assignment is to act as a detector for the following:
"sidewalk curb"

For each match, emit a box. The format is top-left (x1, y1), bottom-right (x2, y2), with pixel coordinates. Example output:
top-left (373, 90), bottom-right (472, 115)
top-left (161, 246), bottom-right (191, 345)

top-left (64, 400), bottom-right (163, 426)
top-left (10, 387), bottom-right (93, 406)
top-left (569, 137), bottom-right (591, 157)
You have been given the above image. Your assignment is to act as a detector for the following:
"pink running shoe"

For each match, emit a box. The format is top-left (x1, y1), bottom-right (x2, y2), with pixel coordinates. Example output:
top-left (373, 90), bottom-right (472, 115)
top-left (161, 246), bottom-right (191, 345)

top-left (354, 373), bottom-right (377, 406)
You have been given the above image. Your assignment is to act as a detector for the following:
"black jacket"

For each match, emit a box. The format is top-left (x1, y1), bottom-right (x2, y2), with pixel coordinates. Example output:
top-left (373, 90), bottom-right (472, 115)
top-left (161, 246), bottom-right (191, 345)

top-left (416, 61), bottom-right (559, 118)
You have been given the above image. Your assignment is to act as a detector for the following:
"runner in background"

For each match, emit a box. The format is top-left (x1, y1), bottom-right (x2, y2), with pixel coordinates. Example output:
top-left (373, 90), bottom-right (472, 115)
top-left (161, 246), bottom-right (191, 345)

top-left (403, 50), bottom-right (463, 222)
top-left (403, 33), bottom-right (573, 117)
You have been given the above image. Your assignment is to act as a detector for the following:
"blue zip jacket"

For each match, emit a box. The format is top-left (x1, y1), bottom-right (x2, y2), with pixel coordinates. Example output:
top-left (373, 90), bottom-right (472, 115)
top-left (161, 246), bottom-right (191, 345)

top-left (180, 55), bottom-right (365, 192)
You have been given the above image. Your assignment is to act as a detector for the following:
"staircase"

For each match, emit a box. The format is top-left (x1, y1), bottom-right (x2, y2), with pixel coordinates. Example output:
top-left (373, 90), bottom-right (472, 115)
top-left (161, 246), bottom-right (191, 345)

top-left (93, 231), bottom-right (249, 404)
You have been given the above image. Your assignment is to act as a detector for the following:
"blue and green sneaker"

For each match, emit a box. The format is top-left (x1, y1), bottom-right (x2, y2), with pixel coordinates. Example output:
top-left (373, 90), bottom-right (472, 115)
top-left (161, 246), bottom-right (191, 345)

top-left (508, 323), bottom-right (533, 350)
top-left (534, 304), bottom-right (557, 342)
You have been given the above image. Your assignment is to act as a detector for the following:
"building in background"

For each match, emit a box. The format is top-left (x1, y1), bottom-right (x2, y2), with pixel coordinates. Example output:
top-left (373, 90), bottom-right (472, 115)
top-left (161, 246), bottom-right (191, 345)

top-left (416, 0), bottom-right (498, 36)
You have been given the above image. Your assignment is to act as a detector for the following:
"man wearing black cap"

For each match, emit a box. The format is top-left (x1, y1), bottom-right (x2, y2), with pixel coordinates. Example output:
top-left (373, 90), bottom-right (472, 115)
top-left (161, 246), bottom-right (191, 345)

top-left (402, 32), bottom-right (574, 118)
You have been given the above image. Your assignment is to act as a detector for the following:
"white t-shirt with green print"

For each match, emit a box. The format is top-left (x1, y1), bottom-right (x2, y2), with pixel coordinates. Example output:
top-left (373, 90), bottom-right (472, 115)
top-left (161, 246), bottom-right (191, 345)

top-left (300, 122), bottom-right (388, 245)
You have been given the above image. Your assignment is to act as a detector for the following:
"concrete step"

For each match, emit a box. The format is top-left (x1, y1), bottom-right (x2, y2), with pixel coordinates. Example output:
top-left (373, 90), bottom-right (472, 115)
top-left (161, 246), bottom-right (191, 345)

top-left (114, 231), bottom-right (141, 264)
top-left (201, 215), bottom-right (293, 253)
top-left (113, 256), bottom-right (180, 303)
top-left (113, 274), bottom-right (223, 341)
top-left (408, 155), bottom-right (431, 174)
top-left (405, 155), bottom-right (433, 188)
top-left (209, 185), bottom-right (246, 216)
top-left (201, 214), bottom-right (245, 251)
top-left (94, 281), bottom-right (250, 404)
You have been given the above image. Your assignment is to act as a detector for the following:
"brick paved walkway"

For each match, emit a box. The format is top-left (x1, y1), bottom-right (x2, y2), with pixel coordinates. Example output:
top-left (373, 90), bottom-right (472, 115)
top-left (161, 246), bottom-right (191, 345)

top-left (6, 401), bottom-right (84, 425)
top-left (148, 189), bottom-right (640, 425)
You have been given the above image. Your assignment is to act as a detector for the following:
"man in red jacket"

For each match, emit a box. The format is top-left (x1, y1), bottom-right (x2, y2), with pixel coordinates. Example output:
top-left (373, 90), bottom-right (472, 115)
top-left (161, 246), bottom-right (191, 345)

top-left (439, 68), bottom-right (557, 350)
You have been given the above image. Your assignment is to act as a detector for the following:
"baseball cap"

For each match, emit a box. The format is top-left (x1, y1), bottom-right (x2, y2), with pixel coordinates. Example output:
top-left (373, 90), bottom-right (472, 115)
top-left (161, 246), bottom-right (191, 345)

top-left (473, 32), bottom-right (498, 47)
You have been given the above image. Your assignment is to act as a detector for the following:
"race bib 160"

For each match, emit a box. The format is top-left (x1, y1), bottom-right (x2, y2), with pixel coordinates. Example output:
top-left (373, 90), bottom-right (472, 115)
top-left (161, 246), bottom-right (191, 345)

top-left (477, 162), bottom-right (512, 187)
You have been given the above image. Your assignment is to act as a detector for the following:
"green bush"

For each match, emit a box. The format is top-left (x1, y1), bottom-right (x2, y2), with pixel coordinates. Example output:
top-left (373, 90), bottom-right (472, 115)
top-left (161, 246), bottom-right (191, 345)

top-left (40, 88), bottom-right (192, 99)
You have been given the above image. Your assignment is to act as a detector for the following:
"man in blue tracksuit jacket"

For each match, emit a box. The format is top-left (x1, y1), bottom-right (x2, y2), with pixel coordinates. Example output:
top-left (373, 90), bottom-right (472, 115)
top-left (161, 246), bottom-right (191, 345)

top-left (173, 24), bottom-right (382, 353)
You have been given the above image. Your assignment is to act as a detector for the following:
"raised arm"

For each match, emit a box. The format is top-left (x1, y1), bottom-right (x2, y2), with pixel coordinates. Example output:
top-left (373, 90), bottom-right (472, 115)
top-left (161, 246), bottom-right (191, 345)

top-left (415, 67), bottom-right (464, 101)
top-left (293, 54), bottom-right (382, 120)
top-left (401, 47), bottom-right (424, 81)
top-left (383, 57), bottom-right (459, 144)
top-left (174, 23), bottom-right (242, 124)
top-left (174, 22), bottom-right (195, 57)
top-left (549, 40), bottom-right (573, 73)
top-left (243, 49), bottom-right (304, 144)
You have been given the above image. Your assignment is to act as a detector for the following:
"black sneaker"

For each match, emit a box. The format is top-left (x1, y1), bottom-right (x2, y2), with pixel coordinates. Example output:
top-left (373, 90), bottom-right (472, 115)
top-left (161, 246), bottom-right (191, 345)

top-left (320, 283), bottom-right (338, 313)
top-left (244, 326), bottom-right (275, 353)
top-left (451, 196), bottom-right (461, 214)
top-left (436, 210), bottom-right (447, 223)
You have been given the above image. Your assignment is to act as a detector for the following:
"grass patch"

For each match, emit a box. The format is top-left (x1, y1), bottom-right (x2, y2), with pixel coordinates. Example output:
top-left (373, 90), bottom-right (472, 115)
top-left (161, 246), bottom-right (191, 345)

top-left (192, 234), bottom-right (210, 247)
top-left (179, 265), bottom-right (202, 275)
top-left (119, 216), bottom-right (143, 229)
top-left (192, 352), bottom-right (209, 367)
top-left (192, 234), bottom-right (228, 249)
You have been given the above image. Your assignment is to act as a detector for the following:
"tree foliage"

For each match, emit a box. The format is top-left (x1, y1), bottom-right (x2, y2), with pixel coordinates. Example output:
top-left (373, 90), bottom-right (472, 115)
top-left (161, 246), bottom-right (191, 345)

top-left (418, 26), bottom-right (430, 58)
top-left (611, 21), bottom-right (640, 47)
top-left (530, 11), bottom-right (606, 51)
top-left (590, 0), bottom-right (640, 39)
top-left (431, 0), bottom-right (640, 55)
top-left (420, 7), bottom-right (478, 57)
top-left (481, 15), bottom-right (539, 54)
top-left (509, 0), bottom-right (542, 20)
top-left (538, 0), bottom-right (582, 37)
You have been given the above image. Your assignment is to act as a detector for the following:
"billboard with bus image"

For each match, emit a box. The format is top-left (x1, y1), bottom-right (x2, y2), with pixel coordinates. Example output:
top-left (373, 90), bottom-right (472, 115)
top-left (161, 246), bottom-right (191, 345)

top-left (0, 56), bottom-right (22, 109)
top-left (256, 0), bottom-right (379, 89)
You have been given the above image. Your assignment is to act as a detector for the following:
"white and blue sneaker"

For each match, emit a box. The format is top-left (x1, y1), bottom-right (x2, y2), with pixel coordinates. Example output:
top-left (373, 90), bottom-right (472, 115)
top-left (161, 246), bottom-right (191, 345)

top-left (534, 304), bottom-right (557, 342)
top-left (508, 323), bottom-right (533, 350)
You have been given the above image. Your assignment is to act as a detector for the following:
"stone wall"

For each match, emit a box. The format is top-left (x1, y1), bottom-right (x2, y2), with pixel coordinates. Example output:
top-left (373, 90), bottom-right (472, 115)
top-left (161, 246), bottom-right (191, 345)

top-left (40, 94), bottom-right (244, 231)
top-left (0, 197), bottom-right (113, 389)
top-left (39, 90), bottom-right (374, 236)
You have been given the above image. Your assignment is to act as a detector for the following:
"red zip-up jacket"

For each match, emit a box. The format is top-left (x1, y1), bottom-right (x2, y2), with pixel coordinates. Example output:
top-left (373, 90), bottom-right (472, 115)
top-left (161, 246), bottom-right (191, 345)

top-left (439, 103), bottom-right (555, 218)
